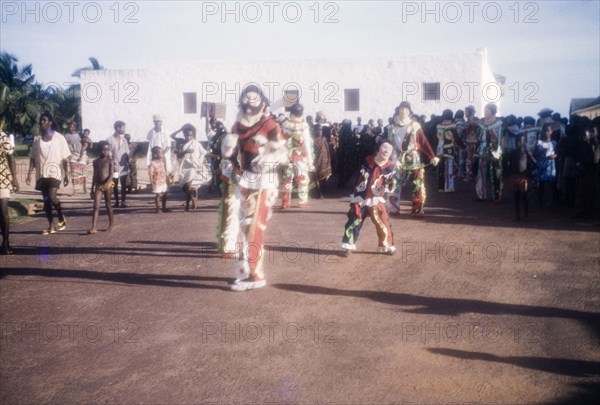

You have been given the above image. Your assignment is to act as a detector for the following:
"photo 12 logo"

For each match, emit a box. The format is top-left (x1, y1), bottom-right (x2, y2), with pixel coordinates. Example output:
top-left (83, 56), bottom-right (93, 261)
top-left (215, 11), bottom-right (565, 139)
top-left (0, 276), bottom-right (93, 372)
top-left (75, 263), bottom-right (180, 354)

top-left (200, 1), bottom-right (340, 24)
top-left (201, 81), bottom-right (341, 105)
top-left (1, 1), bottom-right (140, 24)
top-left (401, 1), bottom-right (540, 24)
top-left (401, 321), bottom-right (543, 344)
top-left (402, 81), bottom-right (540, 105)
top-left (1, 321), bottom-right (139, 344)
top-left (201, 321), bottom-right (339, 343)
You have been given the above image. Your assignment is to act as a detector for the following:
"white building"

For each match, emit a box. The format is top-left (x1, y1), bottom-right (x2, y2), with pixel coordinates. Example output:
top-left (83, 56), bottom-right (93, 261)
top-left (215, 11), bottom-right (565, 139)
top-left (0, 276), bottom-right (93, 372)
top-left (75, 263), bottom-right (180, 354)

top-left (81, 48), bottom-right (503, 142)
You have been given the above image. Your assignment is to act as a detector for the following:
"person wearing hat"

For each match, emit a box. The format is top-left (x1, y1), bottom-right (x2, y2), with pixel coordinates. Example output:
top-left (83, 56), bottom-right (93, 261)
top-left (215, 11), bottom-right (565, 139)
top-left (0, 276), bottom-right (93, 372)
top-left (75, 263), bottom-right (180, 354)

top-left (537, 108), bottom-right (553, 122)
top-left (536, 108), bottom-right (562, 136)
top-left (387, 101), bottom-right (439, 218)
top-left (146, 114), bottom-right (173, 195)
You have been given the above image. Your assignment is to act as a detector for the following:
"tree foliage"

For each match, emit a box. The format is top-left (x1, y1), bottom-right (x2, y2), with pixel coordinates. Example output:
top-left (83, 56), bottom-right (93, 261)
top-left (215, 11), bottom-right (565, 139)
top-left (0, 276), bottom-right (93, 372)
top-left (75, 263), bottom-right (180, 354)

top-left (0, 51), bottom-right (90, 136)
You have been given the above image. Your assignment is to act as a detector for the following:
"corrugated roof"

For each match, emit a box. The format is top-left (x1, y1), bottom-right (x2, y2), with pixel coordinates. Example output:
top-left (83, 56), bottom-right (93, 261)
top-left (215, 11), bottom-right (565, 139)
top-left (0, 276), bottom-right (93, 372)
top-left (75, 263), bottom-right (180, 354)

top-left (570, 96), bottom-right (600, 113)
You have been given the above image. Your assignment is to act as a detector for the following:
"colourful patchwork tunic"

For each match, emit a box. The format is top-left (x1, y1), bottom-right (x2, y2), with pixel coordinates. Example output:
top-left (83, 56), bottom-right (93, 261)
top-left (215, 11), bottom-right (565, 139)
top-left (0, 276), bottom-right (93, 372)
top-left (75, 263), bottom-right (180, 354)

top-left (0, 132), bottom-right (14, 196)
top-left (476, 118), bottom-right (503, 201)
top-left (216, 153), bottom-right (240, 256)
top-left (387, 121), bottom-right (437, 215)
top-left (436, 121), bottom-right (463, 192)
top-left (342, 156), bottom-right (396, 250)
top-left (463, 118), bottom-right (480, 181)
top-left (313, 134), bottom-right (332, 182)
top-left (280, 117), bottom-right (314, 208)
top-left (455, 118), bottom-right (467, 179)
top-left (229, 116), bottom-right (286, 281)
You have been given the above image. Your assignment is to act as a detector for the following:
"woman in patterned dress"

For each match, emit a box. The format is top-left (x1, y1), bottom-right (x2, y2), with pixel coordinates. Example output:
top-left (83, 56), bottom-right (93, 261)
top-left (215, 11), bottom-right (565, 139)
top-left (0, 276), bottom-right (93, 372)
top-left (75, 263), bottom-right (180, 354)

top-left (1, 131), bottom-right (17, 254)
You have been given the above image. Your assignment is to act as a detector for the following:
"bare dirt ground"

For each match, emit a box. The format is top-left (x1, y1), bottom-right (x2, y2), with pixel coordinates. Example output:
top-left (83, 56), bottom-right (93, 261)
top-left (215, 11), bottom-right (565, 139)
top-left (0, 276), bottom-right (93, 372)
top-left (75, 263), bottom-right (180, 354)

top-left (1, 165), bottom-right (599, 405)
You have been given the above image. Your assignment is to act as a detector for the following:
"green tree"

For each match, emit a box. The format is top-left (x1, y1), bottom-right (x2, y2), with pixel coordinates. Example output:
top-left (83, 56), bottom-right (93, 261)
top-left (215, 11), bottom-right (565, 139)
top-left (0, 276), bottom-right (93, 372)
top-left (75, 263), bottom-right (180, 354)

top-left (0, 51), bottom-right (84, 136)
top-left (0, 52), bottom-right (42, 135)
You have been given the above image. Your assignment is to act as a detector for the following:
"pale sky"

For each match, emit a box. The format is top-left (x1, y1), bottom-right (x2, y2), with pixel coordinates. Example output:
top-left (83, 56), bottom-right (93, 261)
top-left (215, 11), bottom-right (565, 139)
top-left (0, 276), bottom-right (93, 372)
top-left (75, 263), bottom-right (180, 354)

top-left (1, 0), bottom-right (599, 118)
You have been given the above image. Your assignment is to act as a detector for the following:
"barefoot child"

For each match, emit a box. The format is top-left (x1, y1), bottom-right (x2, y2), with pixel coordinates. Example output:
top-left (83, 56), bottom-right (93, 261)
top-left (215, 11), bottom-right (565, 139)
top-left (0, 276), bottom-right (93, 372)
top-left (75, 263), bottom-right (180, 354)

top-left (149, 146), bottom-right (169, 213)
top-left (89, 142), bottom-right (116, 234)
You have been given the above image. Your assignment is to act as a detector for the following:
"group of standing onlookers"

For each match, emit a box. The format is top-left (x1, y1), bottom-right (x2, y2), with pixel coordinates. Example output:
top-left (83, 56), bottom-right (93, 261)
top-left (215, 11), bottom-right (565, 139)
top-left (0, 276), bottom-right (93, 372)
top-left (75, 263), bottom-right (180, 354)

top-left (295, 105), bottom-right (599, 222)
top-left (0, 111), bottom-right (214, 238)
top-left (1, 101), bottom-right (598, 277)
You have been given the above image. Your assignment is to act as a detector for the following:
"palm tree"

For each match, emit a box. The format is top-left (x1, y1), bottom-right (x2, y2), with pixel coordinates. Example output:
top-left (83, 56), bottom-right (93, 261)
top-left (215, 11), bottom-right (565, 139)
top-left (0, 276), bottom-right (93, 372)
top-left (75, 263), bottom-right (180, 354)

top-left (48, 85), bottom-right (79, 132)
top-left (71, 57), bottom-right (103, 78)
top-left (0, 52), bottom-right (89, 136)
top-left (0, 52), bottom-right (41, 135)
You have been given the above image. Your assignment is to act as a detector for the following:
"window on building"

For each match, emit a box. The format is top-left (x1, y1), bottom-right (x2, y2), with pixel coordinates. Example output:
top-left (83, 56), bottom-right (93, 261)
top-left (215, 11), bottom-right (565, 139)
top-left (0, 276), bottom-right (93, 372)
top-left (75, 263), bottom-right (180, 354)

top-left (284, 89), bottom-right (300, 111)
top-left (422, 82), bottom-right (440, 101)
top-left (214, 103), bottom-right (226, 119)
top-left (344, 89), bottom-right (360, 111)
top-left (183, 92), bottom-right (197, 114)
top-left (201, 102), bottom-right (226, 120)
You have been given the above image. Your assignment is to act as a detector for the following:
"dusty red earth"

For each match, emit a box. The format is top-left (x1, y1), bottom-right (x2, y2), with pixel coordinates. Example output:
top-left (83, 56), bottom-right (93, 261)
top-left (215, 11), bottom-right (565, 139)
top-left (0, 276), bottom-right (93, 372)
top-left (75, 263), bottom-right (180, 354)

top-left (1, 168), bottom-right (599, 404)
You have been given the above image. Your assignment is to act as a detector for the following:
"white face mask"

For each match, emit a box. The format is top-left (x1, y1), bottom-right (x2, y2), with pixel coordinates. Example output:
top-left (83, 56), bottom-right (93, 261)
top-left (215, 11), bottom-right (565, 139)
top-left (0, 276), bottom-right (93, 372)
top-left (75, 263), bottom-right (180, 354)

top-left (375, 143), bottom-right (393, 163)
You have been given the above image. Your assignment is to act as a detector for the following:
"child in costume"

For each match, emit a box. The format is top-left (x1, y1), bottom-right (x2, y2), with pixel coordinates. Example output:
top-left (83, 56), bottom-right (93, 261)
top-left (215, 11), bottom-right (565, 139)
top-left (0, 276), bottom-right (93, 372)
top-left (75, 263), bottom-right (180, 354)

top-left (341, 140), bottom-right (397, 255)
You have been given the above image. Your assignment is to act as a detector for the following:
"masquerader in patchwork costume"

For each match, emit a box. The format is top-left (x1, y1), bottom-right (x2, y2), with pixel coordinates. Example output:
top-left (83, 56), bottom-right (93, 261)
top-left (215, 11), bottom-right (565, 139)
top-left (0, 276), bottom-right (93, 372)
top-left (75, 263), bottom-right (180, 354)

top-left (341, 140), bottom-right (397, 255)
top-left (388, 102), bottom-right (439, 218)
top-left (224, 85), bottom-right (288, 292)
top-left (280, 103), bottom-right (314, 209)
top-left (475, 103), bottom-right (504, 202)
top-left (453, 110), bottom-right (467, 179)
top-left (463, 106), bottom-right (479, 182)
top-left (216, 133), bottom-right (241, 258)
top-left (436, 109), bottom-right (464, 193)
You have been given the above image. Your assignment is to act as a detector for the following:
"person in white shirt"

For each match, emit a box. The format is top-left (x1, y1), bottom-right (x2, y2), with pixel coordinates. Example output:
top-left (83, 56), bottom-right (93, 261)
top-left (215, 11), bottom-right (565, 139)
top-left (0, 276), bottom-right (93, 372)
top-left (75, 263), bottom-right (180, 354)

top-left (25, 112), bottom-right (71, 235)
top-left (106, 121), bottom-right (130, 208)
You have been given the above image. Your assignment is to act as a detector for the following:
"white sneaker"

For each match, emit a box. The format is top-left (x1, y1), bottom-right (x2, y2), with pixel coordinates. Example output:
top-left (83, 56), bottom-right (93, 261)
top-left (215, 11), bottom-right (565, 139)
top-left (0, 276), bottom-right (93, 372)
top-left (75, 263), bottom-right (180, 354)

top-left (230, 278), bottom-right (267, 292)
top-left (378, 246), bottom-right (397, 255)
top-left (341, 243), bottom-right (356, 251)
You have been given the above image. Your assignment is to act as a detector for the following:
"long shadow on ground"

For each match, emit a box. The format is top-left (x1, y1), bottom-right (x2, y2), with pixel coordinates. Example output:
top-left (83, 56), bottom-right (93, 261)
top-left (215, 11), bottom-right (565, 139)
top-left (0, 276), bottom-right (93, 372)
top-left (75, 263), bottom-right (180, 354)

top-left (272, 283), bottom-right (600, 339)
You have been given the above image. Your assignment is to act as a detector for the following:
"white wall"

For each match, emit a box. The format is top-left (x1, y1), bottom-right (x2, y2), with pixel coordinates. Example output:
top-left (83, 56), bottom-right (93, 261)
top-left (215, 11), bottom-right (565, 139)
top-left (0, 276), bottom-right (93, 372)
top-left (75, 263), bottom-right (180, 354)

top-left (81, 50), bottom-right (502, 142)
